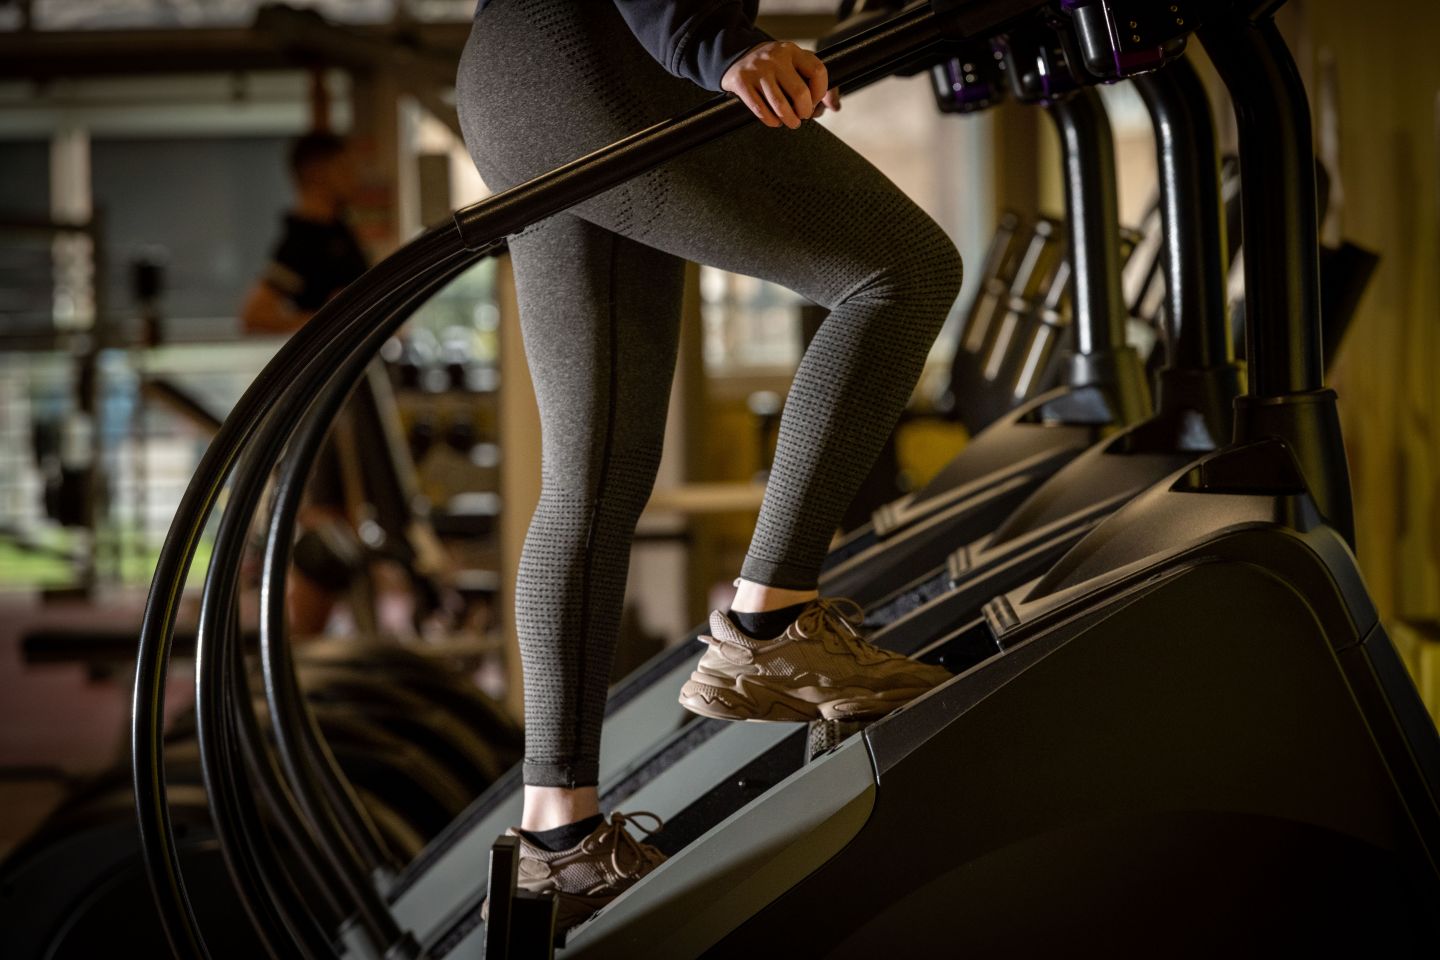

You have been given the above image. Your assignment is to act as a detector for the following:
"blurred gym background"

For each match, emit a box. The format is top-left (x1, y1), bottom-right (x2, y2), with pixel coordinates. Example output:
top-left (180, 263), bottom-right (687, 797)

top-left (0, 0), bottom-right (1435, 862)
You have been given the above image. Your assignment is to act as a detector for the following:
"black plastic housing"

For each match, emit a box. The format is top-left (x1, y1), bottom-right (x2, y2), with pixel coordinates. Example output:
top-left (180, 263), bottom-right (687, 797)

top-left (1000, 19), bottom-right (1085, 102)
top-left (1062, 0), bottom-right (1195, 79)
top-left (931, 38), bottom-right (1008, 113)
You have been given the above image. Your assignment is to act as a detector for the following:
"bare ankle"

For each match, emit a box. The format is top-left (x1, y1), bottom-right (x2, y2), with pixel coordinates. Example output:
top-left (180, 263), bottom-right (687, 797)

top-left (522, 785), bottom-right (600, 832)
top-left (731, 579), bottom-right (818, 614)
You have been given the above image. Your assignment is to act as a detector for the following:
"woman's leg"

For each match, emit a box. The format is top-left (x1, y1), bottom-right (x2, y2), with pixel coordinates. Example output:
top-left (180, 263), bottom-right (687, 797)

top-left (585, 136), bottom-right (964, 600)
top-left (461, 0), bottom-right (962, 601)
top-left (506, 213), bottom-right (685, 820)
top-left (460, 0), bottom-right (959, 823)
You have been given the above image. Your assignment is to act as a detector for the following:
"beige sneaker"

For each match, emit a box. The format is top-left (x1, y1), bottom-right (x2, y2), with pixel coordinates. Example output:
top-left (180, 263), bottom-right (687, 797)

top-left (678, 597), bottom-right (950, 722)
top-left (502, 811), bottom-right (666, 931)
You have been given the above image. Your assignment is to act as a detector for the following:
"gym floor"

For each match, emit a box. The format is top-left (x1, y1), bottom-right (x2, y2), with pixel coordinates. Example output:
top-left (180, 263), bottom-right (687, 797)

top-left (0, 594), bottom-right (194, 857)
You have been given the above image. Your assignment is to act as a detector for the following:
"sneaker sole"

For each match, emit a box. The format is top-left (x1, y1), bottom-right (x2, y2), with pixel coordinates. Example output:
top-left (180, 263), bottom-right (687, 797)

top-left (678, 673), bottom-right (935, 723)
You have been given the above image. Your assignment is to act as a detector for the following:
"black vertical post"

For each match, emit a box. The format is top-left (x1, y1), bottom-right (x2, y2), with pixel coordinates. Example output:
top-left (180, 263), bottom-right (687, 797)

top-left (1201, 12), bottom-right (1354, 545)
top-left (1045, 89), bottom-right (1150, 425)
top-left (1133, 58), bottom-right (1231, 372)
top-left (1047, 89), bottom-right (1126, 359)
top-left (1202, 16), bottom-right (1323, 397)
top-left (484, 835), bottom-right (520, 959)
top-left (1133, 56), bottom-right (1243, 447)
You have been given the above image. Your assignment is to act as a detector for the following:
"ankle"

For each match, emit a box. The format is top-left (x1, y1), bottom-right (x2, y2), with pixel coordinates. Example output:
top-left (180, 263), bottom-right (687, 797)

top-left (731, 579), bottom-right (818, 614)
top-left (520, 813), bottom-right (605, 852)
top-left (522, 785), bottom-right (600, 832)
top-left (729, 603), bottom-right (809, 640)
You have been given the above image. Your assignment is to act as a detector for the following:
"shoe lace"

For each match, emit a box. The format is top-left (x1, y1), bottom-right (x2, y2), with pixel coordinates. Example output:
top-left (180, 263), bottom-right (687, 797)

top-left (790, 597), bottom-right (889, 661)
top-left (589, 810), bottom-right (665, 881)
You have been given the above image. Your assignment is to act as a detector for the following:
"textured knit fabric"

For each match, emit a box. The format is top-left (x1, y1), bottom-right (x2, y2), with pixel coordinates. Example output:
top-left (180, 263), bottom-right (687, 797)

top-left (457, 0), bottom-right (961, 787)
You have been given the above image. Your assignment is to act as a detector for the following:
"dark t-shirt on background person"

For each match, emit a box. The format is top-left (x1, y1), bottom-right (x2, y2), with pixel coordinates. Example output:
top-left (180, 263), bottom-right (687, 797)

top-left (263, 213), bottom-right (370, 311)
top-left (262, 213), bottom-right (370, 510)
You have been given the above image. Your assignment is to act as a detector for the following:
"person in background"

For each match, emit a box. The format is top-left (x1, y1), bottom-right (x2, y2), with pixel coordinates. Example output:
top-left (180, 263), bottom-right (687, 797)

top-left (240, 132), bottom-right (368, 636)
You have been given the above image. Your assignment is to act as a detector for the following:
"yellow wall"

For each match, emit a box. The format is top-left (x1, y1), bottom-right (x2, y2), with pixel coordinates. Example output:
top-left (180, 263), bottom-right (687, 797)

top-left (1288, 0), bottom-right (1440, 713)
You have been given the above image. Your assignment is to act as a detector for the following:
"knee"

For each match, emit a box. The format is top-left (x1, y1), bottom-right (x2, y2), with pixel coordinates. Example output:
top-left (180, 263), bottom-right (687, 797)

top-left (897, 216), bottom-right (964, 314)
top-left (838, 216), bottom-right (962, 352)
top-left (852, 214), bottom-right (962, 306)
top-left (536, 439), bottom-right (667, 533)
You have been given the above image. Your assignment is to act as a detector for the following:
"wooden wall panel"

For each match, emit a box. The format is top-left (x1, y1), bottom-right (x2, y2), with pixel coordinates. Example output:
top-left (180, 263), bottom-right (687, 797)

top-left (1288, 0), bottom-right (1440, 713)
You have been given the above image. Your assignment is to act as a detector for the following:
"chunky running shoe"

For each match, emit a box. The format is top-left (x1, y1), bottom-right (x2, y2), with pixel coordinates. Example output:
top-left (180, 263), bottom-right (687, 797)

top-left (678, 597), bottom-right (951, 722)
top-left (502, 811), bottom-right (666, 931)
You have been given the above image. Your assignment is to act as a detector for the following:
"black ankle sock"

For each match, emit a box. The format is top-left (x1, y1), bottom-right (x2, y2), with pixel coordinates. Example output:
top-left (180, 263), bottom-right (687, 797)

top-left (520, 814), bottom-right (604, 852)
top-left (729, 601), bottom-right (809, 640)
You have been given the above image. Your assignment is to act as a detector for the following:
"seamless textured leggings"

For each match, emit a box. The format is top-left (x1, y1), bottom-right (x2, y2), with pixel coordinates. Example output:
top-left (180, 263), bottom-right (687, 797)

top-left (458, 0), bottom-right (962, 788)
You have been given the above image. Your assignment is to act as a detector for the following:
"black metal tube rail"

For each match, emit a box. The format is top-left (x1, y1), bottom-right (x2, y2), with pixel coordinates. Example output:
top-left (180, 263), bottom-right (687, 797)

top-left (239, 705), bottom-right (352, 940)
top-left (1046, 88), bottom-right (1126, 357)
top-left (193, 250), bottom-right (476, 957)
top-left (132, 226), bottom-right (469, 960)
top-left (133, 3), bottom-right (1059, 956)
top-left (1134, 56), bottom-right (1231, 371)
top-left (223, 605), bottom-right (338, 959)
top-left (1199, 13), bottom-right (1322, 397)
top-left (231, 617), bottom-right (352, 944)
top-left (255, 259), bottom-right (480, 952)
top-left (265, 406), bottom-right (397, 878)
top-left (206, 604), bottom-right (307, 958)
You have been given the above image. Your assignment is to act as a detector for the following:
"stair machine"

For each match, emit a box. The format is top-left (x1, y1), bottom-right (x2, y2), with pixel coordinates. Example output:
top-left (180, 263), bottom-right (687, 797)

top-left (829, 16), bottom-right (1234, 614)
top-left (130, 5), bottom-right (1053, 958)
top-left (862, 25), bottom-right (1246, 639)
top-left (467, 4), bottom-right (1440, 955)
top-left (379, 15), bottom-right (1178, 953)
top-left (819, 23), bottom-right (1154, 608)
top-left (130, 2), bottom-right (1440, 959)
top-left (926, 25), bottom-right (1157, 439)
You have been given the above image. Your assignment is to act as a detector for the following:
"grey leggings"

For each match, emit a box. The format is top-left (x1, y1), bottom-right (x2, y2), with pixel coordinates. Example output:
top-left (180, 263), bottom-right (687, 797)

top-left (458, 0), bottom-right (962, 788)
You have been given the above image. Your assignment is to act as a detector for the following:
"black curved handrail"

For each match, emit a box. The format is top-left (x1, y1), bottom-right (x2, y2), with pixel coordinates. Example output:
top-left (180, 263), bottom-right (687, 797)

top-left (255, 259), bottom-right (480, 954)
top-left (133, 225), bottom-right (468, 960)
top-left (208, 603), bottom-right (304, 958)
top-left (222, 606), bottom-right (336, 959)
top-left (194, 247), bottom-right (473, 956)
top-left (230, 617), bottom-right (352, 941)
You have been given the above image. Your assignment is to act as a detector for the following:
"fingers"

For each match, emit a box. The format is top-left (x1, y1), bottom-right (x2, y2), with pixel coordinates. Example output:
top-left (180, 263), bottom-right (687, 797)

top-left (776, 66), bottom-right (815, 122)
top-left (759, 74), bottom-right (801, 129)
top-left (721, 41), bottom-right (839, 130)
top-left (794, 52), bottom-right (830, 109)
top-left (734, 81), bottom-right (782, 128)
top-left (809, 89), bottom-right (839, 119)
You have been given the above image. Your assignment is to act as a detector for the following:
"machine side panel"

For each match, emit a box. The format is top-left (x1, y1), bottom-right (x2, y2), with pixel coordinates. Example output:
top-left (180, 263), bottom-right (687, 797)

top-left (714, 559), bottom-right (1440, 954)
top-left (565, 737), bottom-right (877, 959)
